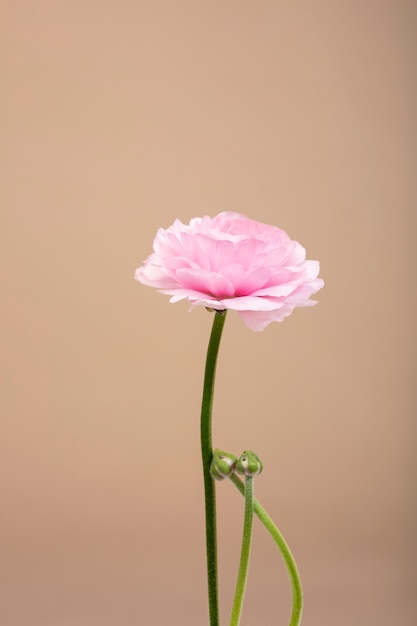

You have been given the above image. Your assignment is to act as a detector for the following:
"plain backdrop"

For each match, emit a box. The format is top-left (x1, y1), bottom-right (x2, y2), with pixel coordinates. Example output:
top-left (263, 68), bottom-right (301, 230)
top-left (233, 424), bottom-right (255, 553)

top-left (1, 1), bottom-right (416, 625)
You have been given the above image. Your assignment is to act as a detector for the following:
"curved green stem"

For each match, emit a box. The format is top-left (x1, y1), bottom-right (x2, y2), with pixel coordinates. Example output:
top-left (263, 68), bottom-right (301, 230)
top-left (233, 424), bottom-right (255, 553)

top-left (201, 310), bottom-right (227, 626)
top-left (229, 474), bottom-right (303, 626)
top-left (229, 476), bottom-right (254, 626)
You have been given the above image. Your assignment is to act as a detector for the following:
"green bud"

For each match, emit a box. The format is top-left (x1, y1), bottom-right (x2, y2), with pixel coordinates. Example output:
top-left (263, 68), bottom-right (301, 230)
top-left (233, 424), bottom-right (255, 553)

top-left (210, 449), bottom-right (238, 481)
top-left (236, 450), bottom-right (263, 477)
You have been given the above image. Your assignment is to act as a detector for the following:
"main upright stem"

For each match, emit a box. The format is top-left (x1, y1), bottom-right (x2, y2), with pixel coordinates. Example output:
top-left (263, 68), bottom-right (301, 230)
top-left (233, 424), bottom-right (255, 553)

top-left (200, 310), bottom-right (227, 626)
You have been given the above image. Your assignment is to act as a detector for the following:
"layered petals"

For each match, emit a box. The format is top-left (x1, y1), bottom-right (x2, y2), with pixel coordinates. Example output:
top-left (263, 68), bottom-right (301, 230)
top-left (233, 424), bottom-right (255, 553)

top-left (135, 212), bottom-right (324, 330)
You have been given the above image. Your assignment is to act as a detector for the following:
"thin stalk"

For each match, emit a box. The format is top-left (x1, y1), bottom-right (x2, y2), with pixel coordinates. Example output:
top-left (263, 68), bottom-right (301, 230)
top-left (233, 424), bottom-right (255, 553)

top-left (201, 310), bottom-right (227, 626)
top-left (229, 474), bottom-right (303, 626)
top-left (229, 476), bottom-right (254, 626)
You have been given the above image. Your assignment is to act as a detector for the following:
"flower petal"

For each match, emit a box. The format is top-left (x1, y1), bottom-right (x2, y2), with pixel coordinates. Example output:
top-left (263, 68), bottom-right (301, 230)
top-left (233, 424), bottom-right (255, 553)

top-left (176, 268), bottom-right (235, 298)
top-left (135, 212), bottom-right (324, 330)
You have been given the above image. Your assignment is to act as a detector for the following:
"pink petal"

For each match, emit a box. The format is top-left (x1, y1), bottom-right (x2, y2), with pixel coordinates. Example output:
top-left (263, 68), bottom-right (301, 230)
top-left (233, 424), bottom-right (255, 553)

top-left (176, 268), bottom-right (235, 298)
top-left (219, 296), bottom-right (281, 312)
top-left (237, 307), bottom-right (293, 331)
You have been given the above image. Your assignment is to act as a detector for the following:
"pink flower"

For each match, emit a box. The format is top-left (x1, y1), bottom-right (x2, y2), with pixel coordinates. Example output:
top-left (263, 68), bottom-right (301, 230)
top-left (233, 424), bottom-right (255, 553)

top-left (135, 212), bottom-right (324, 331)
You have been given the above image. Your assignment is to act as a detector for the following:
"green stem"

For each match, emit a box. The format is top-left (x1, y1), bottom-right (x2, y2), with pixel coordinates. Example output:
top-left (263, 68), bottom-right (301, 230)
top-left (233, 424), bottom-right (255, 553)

top-left (201, 310), bottom-right (227, 626)
top-left (229, 474), bottom-right (303, 626)
top-left (229, 476), bottom-right (254, 626)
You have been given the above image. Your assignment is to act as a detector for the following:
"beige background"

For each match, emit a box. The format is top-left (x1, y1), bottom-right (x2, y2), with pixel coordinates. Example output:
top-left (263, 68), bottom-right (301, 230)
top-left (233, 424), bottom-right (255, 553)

top-left (1, 1), bottom-right (416, 625)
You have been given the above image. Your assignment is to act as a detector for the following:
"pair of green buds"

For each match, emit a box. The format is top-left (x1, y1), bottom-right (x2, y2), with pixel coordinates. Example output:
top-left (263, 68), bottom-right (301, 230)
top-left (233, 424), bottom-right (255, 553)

top-left (210, 448), bottom-right (303, 626)
top-left (210, 449), bottom-right (263, 481)
top-left (210, 449), bottom-right (263, 626)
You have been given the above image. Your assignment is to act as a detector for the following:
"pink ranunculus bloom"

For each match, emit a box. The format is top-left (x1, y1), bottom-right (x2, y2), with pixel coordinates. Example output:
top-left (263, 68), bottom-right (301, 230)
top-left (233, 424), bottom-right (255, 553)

top-left (135, 212), bottom-right (324, 331)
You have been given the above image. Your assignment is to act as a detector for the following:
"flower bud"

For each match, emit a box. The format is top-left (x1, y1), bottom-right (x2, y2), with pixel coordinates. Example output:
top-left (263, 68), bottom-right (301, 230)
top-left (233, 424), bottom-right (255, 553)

top-left (210, 449), bottom-right (237, 480)
top-left (236, 450), bottom-right (263, 477)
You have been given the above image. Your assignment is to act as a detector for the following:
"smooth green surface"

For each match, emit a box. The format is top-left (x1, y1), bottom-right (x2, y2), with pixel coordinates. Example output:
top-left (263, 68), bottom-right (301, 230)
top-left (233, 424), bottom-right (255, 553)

top-left (230, 474), bottom-right (303, 626)
top-left (229, 476), bottom-right (254, 626)
top-left (200, 311), bottom-right (227, 626)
